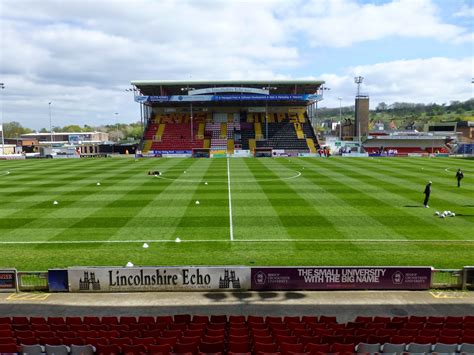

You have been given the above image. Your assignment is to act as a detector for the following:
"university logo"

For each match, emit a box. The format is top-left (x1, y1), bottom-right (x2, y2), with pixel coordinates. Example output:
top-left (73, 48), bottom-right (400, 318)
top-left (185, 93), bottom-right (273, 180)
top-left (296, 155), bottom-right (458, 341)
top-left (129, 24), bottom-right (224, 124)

top-left (79, 271), bottom-right (101, 290)
top-left (254, 271), bottom-right (267, 285)
top-left (218, 269), bottom-right (241, 289)
top-left (392, 271), bottom-right (404, 285)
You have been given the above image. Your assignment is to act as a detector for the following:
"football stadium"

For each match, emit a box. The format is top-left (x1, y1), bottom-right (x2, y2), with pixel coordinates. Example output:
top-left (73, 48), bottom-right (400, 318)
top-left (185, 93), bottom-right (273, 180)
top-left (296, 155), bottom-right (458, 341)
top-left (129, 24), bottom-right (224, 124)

top-left (0, 79), bottom-right (473, 354)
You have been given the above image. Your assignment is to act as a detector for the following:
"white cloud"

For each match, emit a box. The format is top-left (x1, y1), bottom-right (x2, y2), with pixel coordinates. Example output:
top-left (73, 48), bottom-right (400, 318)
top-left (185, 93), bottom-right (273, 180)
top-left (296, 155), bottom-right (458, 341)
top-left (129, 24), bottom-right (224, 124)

top-left (0, 0), bottom-right (472, 129)
top-left (287, 0), bottom-right (470, 47)
top-left (320, 57), bottom-right (473, 107)
top-left (454, 4), bottom-right (474, 17)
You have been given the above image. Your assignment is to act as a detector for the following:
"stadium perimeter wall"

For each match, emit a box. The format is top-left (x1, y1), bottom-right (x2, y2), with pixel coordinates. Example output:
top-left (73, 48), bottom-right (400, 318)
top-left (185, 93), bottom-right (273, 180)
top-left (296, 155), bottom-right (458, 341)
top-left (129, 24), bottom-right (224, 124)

top-left (2, 266), bottom-right (473, 293)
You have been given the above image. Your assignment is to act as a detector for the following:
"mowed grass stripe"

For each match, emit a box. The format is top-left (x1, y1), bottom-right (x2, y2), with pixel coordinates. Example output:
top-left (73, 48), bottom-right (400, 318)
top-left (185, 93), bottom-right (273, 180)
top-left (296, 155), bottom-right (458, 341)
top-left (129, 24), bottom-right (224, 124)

top-left (350, 157), bottom-right (474, 201)
top-left (0, 159), bottom-right (182, 242)
top-left (231, 159), bottom-right (292, 240)
top-left (159, 158), bottom-right (230, 241)
top-left (46, 158), bottom-right (195, 243)
top-left (323, 158), bottom-right (474, 233)
top-left (245, 159), bottom-right (345, 245)
top-left (270, 158), bottom-right (410, 241)
top-left (0, 159), bottom-right (144, 237)
top-left (299, 158), bottom-right (463, 241)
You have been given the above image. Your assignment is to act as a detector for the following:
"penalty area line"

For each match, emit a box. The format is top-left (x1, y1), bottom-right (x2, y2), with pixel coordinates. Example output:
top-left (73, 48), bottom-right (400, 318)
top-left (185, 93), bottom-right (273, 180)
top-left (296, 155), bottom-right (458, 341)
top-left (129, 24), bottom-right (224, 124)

top-left (1, 239), bottom-right (473, 245)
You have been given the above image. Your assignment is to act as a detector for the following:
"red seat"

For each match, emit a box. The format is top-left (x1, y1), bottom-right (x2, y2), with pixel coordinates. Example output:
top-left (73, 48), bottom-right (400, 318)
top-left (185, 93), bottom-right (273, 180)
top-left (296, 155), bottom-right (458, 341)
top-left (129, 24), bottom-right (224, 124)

top-left (438, 335), bottom-right (460, 344)
top-left (330, 342), bottom-right (355, 353)
top-left (30, 317), bottom-right (47, 325)
top-left (427, 316), bottom-right (445, 323)
top-left (39, 336), bottom-right (62, 345)
top-left (0, 337), bottom-right (17, 345)
top-left (184, 329), bottom-right (205, 337)
top-left (173, 341), bottom-right (199, 354)
top-left (228, 340), bottom-right (251, 353)
top-left (0, 343), bottom-right (19, 353)
top-left (414, 335), bottom-right (437, 344)
top-left (209, 315), bottom-right (227, 324)
top-left (62, 337), bottom-right (85, 346)
top-left (122, 343), bottom-right (147, 354)
top-left (229, 328), bottom-right (249, 337)
top-left (31, 324), bottom-right (51, 332)
top-left (138, 316), bottom-right (156, 325)
top-left (354, 316), bottom-right (372, 323)
top-left (266, 316), bottom-right (283, 324)
top-left (298, 335), bottom-right (320, 345)
top-left (16, 336), bottom-right (38, 345)
top-left (319, 316), bottom-right (337, 324)
top-left (174, 314), bottom-right (191, 324)
top-left (120, 330), bottom-right (140, 338)
top-left (0, 330), bottom-right (14, 338)
top-left (390, 335), bottom-right (413, 344)
top-left (102, 317), bottom-right (119, 326)
top-left (419, 329), bottom-right (439, 337)
top-left (156, 336), bottom-right (178, 346)
top-left (229, 315), bottom-right (246, 324)
top-left (142, 328), bottom-right (162, 338)
top-left (192, 315), bottom-right (209, 324)
top-left (96, 343), bottom-right (121, 355)
top-left (85, 337), bottom-right (107, 347)
top-left (120, 317), bottom-right (137, 326)
top-left (373, 316), bottom-right (390, 324)
top-left (253, 335), bottom-right (274, 344)
top-left (99, 330), bottom-right (120, 339)
top-left (0, 318), bottom-right (11, 325)
top-left (301, 316), bottom-right (318, 324)
top-left (66, 317), bottom-right (83, 325)
top-left (207, 324), bottom-right (226, 332)
top-left (445, 316), bottom-right (463, 324)
top-left (275, 335), bottom-right (297, 344)
top-left (109, 336), bottom-right (132, 347)
top-left (409, 316), bottom-right (427, 323)
top-left (305, 343), bottom-right (330, 353)
top-left (248, 316), bottom-right (265, 324)
top-left (147, 343), bottom-right (172, 354)
top-left (133, 337), bottom-right (155, 346)
top-left (253, 341), bottom-right (279, 353)
top-left (283, 316), bottom-right (300, 324)
top-left (56, 330), bottom-right (75, 338)
top-left (162, 329), bottom-right (182, 338)
top-left (84, 316), bottom-right (101, 325)
top-left (279, 342), bottom-right (304, 354)
top-left (15, 330), bottom-right (34, 338)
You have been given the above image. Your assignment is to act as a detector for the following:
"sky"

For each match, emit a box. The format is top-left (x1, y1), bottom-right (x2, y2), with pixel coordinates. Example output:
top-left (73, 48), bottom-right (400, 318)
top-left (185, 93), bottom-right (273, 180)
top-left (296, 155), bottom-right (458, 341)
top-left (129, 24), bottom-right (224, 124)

top-left (0, 0), bottom-right (472, 130)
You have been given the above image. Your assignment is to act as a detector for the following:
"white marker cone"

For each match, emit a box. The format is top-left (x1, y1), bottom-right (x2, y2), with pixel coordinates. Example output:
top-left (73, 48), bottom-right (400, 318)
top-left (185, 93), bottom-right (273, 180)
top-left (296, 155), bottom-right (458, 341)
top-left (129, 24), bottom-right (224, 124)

top-left (143, 243), bottom-right (149, 249)
top-left (204, 182), bottom-right (208, 185)
top-left (175, 237), bottom-right (181, 243)
top-left (195, 200), bottom-right (200, 205)
top-left (97, 182), bottom-right (101, 186)
top-left (53, 201), bottom-right (58, 205)
top-left (126, 261), bottom-right (134, 267)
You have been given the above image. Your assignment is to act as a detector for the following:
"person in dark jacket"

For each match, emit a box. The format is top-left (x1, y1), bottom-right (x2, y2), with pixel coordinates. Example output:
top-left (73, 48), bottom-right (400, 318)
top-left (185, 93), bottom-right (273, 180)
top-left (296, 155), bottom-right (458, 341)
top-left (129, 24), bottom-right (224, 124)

top-left (456, 169), bottom-right (464, 188)
top-left (423, 181), bottom-right (432, 208)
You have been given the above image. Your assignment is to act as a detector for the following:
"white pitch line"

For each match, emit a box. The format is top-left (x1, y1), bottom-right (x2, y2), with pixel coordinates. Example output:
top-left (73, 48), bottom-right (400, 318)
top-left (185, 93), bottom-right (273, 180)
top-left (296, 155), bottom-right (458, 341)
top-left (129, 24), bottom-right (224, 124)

top-left (1, 239), bottom-right (473, 244)
top-left (227, 157), bottom-right (234, 241)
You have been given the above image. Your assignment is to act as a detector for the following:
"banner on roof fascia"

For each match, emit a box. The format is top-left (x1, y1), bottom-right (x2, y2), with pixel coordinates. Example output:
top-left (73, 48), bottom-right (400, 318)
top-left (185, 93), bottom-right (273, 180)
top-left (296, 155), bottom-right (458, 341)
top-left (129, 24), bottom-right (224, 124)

top-left (0, 269), bottom-right (17, 292)
top-left (251, 267), bottom-right (432, 290)
top-left (135, 94), bottom-right (322, 103)
top-left (68, 267), bottom-right (251, 292)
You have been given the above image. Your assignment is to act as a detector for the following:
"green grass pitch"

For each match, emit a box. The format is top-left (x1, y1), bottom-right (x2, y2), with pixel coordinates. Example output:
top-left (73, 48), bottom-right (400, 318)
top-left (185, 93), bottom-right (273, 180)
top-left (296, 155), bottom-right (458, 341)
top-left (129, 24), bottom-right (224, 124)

top-left (0, 157), bottom-right (473, 271)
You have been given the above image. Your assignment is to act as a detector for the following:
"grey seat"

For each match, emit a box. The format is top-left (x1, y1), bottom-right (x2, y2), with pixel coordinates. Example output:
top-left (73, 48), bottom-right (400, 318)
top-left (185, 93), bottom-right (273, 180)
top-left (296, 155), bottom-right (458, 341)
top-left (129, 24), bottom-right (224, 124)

top-left (382, 342), bottom-right (406, 354)
top-left (432, 342), bottom-right (458, 355)
top-left (357, 342), bottom-right (381, 353)
top-left (459, 343), bottom-right (474, 355)
top-left (45, 344), bottom-right (69, 355)
top-left (21, 344), bottom-right (44, 355)
top-left (406, 342), bottom-right (432, 354)
top-left (70, 344), bottom-right (95, 355)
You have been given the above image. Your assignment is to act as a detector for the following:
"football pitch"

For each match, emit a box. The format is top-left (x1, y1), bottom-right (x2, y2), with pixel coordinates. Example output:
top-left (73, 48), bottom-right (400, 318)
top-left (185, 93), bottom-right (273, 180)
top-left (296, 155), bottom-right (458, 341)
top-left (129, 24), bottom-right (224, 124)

top-left (0, 157), bottom-right (473, 271)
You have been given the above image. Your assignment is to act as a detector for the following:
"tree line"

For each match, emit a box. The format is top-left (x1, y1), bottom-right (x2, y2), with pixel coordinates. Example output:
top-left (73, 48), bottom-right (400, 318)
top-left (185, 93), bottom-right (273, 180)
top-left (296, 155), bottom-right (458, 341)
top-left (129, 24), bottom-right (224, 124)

top-left (1, 121), bottom-right (143, 142)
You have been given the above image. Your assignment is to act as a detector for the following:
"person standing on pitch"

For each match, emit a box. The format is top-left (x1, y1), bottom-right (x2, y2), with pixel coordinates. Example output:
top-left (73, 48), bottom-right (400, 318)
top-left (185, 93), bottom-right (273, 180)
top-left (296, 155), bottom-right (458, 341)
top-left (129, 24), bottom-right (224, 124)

top-left (456, 169), bottom-right (464, 188)
top-left (423, 181), bottom-right (432, 208)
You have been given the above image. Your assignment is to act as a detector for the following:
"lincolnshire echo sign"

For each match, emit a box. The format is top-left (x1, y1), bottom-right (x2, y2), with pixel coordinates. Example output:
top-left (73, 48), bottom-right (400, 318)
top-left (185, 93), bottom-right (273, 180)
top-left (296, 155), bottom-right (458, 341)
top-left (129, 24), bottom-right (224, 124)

top-left (68, 267), bottom-right (250, 292)
top-left (251, 267), bottom-right (432, 290)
